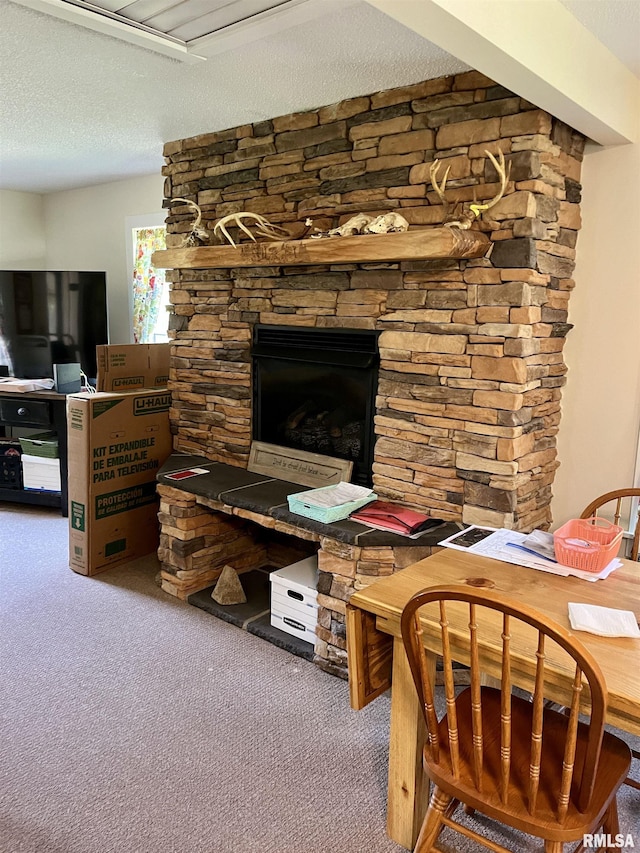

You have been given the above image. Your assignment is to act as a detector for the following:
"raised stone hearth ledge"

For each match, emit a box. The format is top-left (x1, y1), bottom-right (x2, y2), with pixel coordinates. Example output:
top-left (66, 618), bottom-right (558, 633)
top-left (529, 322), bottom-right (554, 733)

top-left (152, 227), bottom-right (491, 269)
top-left (156, 453), bottom-right (459, 676)
top-left (157, 452), bottom-right (458, 546)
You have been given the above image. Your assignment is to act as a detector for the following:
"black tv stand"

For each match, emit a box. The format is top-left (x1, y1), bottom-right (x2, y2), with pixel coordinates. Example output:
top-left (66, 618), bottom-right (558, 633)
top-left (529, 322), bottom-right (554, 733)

top-left (0, 389), bottom-right (68, 516)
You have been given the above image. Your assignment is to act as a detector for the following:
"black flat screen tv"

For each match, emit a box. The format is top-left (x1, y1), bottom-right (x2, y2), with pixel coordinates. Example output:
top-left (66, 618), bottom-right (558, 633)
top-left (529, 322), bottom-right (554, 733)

top-left (0, 270), bottom-right (108, 380)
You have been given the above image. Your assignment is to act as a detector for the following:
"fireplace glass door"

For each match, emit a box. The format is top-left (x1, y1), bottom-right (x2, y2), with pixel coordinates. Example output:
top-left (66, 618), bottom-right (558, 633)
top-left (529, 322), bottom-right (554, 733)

top-left (252, 325), bottom-right (380, 486)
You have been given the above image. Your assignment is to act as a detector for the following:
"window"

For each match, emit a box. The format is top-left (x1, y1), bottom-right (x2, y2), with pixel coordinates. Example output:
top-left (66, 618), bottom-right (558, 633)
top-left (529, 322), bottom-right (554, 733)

top-left (131, 225), bottom-right (168, 343)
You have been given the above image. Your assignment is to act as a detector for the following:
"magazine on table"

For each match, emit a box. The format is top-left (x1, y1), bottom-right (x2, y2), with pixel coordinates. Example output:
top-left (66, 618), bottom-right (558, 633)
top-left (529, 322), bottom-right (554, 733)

top-left (438, 525), bottom-right (498, 551)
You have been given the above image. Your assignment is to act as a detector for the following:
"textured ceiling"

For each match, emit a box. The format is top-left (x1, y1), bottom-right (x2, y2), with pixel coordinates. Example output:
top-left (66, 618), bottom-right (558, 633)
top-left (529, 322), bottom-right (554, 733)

top-left (0, 0), bottom-right (638, 195)
top-left (558, 0), bottom-right (640, 77)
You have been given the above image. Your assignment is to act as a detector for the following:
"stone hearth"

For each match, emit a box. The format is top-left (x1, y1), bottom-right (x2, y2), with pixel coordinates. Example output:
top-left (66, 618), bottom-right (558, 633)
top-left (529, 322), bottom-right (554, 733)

top-left (155, 70), bottom-right (586, 674)
top-left (156, 453), bottom-right (457, 676)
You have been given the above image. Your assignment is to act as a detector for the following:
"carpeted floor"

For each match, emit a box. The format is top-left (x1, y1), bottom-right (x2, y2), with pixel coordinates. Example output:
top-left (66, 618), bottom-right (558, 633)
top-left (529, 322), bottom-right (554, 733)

top-left (1, 504), bottom-right (638, 853)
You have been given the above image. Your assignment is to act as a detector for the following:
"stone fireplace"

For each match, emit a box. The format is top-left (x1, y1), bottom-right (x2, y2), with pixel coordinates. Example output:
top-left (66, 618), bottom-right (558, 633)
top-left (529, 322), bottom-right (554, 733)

top-left (154, 70), bottom-right (585, 674)
top-left (252, 324), bottom-right (380, 486)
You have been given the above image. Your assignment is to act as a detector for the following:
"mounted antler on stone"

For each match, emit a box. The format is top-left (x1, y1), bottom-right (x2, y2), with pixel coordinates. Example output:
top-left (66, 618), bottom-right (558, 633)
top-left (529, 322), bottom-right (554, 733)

top-left (171, 198), bottom-right (210, 247)
top-left (429, 150), bottom-right (512, 230)
top-left (213, 212), bottom-right (291, 248)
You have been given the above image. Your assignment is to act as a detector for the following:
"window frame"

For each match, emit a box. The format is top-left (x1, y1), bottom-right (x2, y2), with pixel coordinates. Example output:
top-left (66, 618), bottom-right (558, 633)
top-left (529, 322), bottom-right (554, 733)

top-left (125, 212), bottom-right (166, 344)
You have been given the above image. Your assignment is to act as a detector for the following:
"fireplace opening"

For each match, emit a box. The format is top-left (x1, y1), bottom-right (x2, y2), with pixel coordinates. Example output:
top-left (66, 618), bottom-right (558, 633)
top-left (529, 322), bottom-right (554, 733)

top-left (252, 325), bottom-right (380, 486)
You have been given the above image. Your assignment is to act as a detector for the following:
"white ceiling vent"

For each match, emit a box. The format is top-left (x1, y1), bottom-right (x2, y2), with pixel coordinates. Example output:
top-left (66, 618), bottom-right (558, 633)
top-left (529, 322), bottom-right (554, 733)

top-left (9, 0), bottom-right (342, 61)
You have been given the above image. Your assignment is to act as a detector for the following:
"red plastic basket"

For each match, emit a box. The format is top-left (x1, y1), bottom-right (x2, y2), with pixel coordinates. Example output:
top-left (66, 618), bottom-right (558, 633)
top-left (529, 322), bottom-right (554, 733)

top-left (553, 517), bottom-right (623, 573)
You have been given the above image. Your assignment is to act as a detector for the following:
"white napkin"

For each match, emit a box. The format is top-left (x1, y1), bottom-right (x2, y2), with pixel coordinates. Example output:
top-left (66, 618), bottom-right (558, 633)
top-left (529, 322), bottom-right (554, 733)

top-left (568, 602), bottom-right (640, 638)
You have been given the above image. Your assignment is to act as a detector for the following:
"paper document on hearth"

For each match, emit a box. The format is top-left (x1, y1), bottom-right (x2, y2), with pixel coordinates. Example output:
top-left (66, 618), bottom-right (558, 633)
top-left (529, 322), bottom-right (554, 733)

top-left (293, 482), bottom-right (374, 508)
top-left (568, 603), bottom-right (640, 638)
top-left (439, 526), bottom-right (622, 581)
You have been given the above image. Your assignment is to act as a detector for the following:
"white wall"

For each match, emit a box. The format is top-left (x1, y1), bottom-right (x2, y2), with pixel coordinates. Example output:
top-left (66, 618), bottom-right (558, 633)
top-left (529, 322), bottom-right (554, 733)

top-left (43, 174), bottom-right (164, 343)
top-left (0, 190), bottom-right (46, 267)
top-left (551, 141), bottom-right (640, 525)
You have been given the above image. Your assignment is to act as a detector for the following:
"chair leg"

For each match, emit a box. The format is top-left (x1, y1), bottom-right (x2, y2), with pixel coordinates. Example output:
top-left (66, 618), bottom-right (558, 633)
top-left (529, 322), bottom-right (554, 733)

top-left (601, 796), bottom-right (620, 838)
top-left (624, 748), bottom-right (640, 788)
top-left (543, 843), bottom-right (563, 852)
top-left (413, 786), bottom-right (452, 853)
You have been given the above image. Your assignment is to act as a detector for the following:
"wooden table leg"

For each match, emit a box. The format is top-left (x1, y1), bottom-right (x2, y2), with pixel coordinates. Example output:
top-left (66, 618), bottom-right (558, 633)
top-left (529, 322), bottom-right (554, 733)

top-left (386, 636), bottom-right (431, 849)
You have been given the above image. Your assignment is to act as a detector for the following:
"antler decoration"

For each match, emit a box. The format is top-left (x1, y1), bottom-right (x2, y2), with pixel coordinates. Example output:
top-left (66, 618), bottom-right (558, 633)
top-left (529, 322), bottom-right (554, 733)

top-left (429, 150), bottom-right (512, 229)
top-left (213, 212), bottom-right (290, 248)
top-left (171, 198), bottom-right (210, 247)
top-left (469, 151), bottom-right (512, 219)
top-left (429, 159), bottom-right (455, 223)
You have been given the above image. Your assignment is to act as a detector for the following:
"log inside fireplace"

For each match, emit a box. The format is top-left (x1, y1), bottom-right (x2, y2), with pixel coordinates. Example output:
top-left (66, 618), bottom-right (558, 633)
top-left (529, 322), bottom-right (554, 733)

top-left (251, 325), bottom-right (380, 486)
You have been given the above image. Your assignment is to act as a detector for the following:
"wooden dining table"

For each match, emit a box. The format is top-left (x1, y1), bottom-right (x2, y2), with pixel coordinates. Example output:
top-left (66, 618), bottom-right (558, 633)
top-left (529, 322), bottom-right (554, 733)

top-left (346, 547), bottom-right (640, 850)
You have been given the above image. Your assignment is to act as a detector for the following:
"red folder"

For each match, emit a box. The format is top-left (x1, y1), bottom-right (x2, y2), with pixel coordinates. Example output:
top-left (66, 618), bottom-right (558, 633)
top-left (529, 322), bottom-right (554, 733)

top-left (350, 500), bottom-right (442, 535)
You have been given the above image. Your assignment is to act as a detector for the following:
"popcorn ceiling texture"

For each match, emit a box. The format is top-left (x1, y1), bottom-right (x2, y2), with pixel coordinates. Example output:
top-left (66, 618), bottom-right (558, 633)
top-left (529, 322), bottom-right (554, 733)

top-left (157, 70), bottom-right (586, 673)
top-left (0, 0), bottom-right (469, 193)
top-left (2, 0), bottom-right (636, 194)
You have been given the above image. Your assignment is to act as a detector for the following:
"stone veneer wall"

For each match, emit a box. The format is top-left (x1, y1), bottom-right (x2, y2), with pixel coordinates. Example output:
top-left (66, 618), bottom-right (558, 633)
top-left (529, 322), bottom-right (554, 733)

top-left (161, 70), bottom-right (585, 532)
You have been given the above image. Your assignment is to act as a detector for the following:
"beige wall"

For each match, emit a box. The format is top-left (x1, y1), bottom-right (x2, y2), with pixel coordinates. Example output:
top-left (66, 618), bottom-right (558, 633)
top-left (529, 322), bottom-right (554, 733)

top-left (0, 190), bottom-right (46, 267)
top-left (551, 141), bottom-right (640, 525)
top-left (43, 174), bottom-right (164, 343)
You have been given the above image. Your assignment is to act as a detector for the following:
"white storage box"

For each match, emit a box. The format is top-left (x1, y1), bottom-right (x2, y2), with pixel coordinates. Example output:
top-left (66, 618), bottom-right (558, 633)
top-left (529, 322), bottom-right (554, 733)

top-left (271, 556), bottom-right (318, 605)
top-left (271, 587), bottom-right (319, 620)
top-left (22, 453), bottom-right (61, 492)
top-left (270, 555), bottom-right (319, 644)
top-left (271, 610), bottom-right (317, 644)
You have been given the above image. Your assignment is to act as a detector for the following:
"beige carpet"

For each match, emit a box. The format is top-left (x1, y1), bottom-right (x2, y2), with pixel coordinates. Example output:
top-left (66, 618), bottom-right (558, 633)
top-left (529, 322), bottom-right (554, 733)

top-left (1, 504), bottom-right (638, 853)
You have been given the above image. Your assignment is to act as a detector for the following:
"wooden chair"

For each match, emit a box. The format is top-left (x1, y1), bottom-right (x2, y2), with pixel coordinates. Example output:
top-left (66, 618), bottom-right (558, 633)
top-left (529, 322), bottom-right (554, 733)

top-left (401, 585), bottom-right (631, 853)
top-left (581, 487), bottom-right (640, 790)
top-left (580, 487), bottom-right (640, 561)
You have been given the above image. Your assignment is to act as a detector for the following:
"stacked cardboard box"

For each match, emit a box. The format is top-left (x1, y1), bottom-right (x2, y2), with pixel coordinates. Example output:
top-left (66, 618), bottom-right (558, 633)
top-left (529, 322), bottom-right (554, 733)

top-left (68, 389), bottom-right (172, 576)
top-left (96, 343), bottom-right (170, 392)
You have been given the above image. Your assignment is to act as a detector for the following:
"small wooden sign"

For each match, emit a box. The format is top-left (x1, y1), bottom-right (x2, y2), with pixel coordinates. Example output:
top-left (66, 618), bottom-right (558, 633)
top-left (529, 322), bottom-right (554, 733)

top-left (247, 441), bottom-right (353, 488)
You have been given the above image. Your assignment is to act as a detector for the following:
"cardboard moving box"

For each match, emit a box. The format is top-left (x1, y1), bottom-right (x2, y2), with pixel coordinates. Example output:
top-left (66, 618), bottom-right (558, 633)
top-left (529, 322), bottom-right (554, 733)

top-left (68, 389), bottom-right (172, 576)
top-left (96, 343), bottom-right (170, 392)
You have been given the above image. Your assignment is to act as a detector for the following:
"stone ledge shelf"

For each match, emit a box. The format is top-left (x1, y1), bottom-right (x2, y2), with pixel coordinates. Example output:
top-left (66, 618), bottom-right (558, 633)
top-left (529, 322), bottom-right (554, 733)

top-left (151, 226), bottom-right (491, 270)
top-left (156, 452), bottom-right (460, 676)
top-left (157, 452), bottom-right (458, 548)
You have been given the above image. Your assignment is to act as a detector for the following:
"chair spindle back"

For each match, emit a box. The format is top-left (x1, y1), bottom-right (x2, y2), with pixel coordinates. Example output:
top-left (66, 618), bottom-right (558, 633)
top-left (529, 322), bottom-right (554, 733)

top-left (580, 488), bottom-right (640, 561)
top-left (401, 585), bottom-right (608, 823)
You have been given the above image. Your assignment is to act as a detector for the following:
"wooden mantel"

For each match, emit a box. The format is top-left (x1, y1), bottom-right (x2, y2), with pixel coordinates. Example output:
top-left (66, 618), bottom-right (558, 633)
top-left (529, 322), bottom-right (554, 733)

top-left (151, 227), bottom-right (491, 270)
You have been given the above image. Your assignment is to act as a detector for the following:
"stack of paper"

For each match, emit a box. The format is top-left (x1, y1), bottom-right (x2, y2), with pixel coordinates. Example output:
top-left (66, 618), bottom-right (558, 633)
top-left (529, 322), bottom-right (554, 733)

top-left (0, 377), bottom-right (55, 393)
top-left (293, 482), bottom-right (374, 508)
top-left (439, 526), bottom-right (622, 582)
